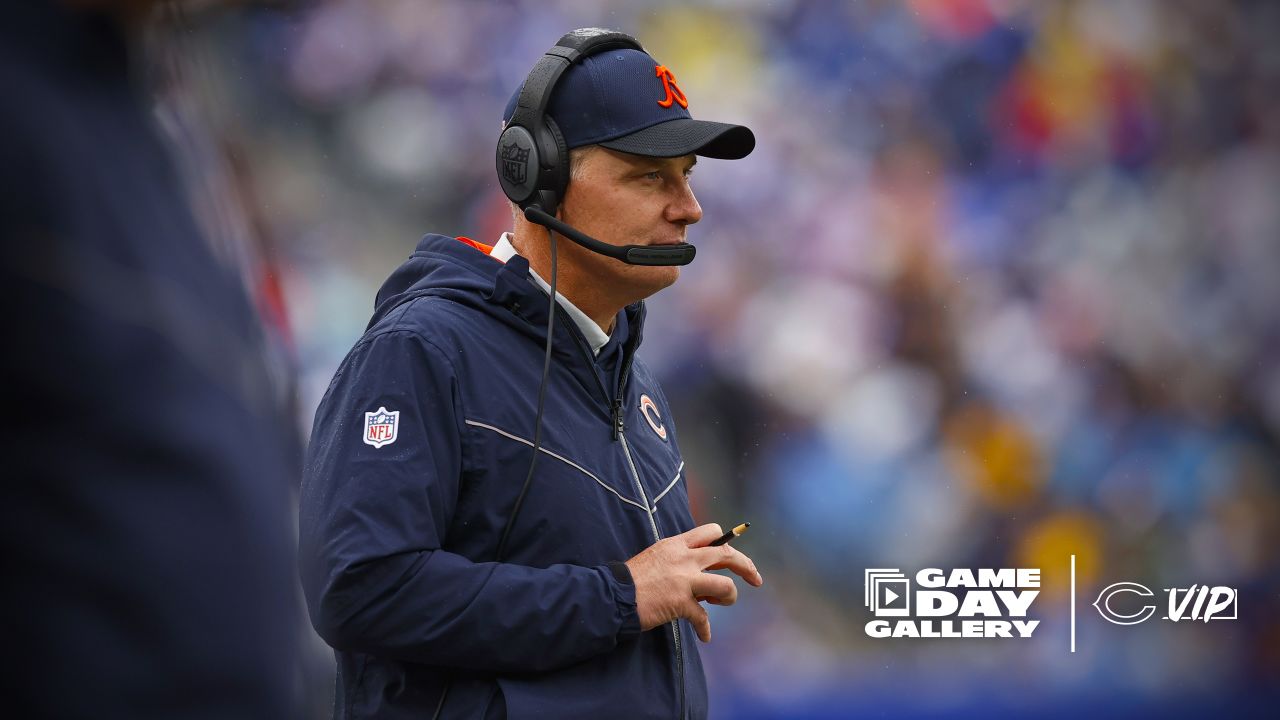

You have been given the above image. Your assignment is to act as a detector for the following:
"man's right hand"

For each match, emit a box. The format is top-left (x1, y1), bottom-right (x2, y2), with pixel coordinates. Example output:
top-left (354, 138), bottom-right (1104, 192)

top-left (624, 523), bottom-right (764, 643)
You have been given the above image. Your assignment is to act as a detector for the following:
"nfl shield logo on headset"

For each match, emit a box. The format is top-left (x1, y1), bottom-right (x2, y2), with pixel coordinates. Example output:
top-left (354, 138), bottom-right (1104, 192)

top-left (501, 142), bottom-right (530, 186)
top-left (363, 407), bottom-right (400, 448)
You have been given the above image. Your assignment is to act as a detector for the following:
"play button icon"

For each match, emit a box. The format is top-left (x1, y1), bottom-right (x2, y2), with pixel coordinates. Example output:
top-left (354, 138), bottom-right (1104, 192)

top-left (864, 569), bottom-right (911, 616)
top-left (877, 579), bottom-right (909, 614)
top-left (879, 582), bottom-right (906, 607)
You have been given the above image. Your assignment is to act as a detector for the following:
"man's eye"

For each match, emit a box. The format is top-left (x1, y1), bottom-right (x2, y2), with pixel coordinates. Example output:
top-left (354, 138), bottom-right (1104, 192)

top-left (644, 171), bottom-right (661, 180)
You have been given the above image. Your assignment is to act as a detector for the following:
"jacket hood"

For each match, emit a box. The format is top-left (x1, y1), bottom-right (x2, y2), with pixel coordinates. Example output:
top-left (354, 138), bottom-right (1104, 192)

top-left (369, 234), bottom-right (646, 360)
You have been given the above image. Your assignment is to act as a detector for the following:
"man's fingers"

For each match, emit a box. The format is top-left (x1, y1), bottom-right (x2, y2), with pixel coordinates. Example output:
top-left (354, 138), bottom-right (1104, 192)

top-left (682, 523), bottom-right (724, 548)
top-left (695, 544), bottom-right (764, 586)
top-left (691, 572), bottom-right (737, 606)
top-left (688, 602), bottom-right (711, 642)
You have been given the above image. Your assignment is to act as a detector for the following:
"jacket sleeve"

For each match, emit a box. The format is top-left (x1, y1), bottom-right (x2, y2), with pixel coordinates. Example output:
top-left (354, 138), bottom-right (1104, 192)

top-left (298, 327), bottom-right (640, 673)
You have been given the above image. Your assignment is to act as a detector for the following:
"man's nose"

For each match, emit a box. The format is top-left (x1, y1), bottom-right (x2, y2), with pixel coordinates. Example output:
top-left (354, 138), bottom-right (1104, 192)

top-left (666, 181), bottom-right (703, 226)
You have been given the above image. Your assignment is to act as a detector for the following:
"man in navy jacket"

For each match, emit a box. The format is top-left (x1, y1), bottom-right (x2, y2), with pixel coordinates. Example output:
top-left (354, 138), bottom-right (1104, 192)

top-left (301, 31), bottom-right (761, 719)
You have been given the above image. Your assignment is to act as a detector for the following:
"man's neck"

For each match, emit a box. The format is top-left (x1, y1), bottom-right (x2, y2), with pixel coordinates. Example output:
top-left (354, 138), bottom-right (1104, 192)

top-left (510, 231), bottom-right (619, 335)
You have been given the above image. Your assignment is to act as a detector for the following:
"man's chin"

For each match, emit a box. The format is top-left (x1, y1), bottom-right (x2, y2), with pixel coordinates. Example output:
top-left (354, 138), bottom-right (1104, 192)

top-left (634, 265), bottom-right (681, 298)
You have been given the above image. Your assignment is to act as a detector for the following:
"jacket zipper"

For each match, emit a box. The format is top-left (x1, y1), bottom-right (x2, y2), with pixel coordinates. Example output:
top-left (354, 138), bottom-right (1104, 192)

top-left (552, 302), bottom-right (686, 719)
top-left (614, 352), bottom-right (686, 720)
top-left (620, 433), bottom-right (685, 720)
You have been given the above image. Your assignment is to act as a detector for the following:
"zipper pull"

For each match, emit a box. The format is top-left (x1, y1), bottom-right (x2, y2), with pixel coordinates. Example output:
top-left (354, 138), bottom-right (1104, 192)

top-left (611, 397), bottom-right (624, 440)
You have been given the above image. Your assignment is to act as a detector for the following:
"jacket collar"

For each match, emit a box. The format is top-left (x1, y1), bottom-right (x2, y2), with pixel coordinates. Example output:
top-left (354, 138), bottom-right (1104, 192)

top-left (480, 238), bottom-right (646, 359)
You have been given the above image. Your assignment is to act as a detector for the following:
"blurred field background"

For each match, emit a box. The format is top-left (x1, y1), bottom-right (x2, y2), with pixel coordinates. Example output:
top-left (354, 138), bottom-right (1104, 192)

top-left (151, 0), bottom-right (1279, 716)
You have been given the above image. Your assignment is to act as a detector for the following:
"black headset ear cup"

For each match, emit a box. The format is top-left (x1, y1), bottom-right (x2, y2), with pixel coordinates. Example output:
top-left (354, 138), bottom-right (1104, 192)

top-left (497, 123), bottom-right (542, 207)
top-left (538, 116), bottom-right (569, 213)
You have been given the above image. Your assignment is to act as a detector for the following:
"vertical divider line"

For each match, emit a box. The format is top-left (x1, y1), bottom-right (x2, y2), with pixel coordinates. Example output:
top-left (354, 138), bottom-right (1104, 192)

top-left (1070, 554), bottom-right (1077, 653)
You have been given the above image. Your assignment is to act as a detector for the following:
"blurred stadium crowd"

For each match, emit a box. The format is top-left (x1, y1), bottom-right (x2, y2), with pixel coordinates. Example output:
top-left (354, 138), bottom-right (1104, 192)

top-left (156, 0), bottom-right (1278, 715)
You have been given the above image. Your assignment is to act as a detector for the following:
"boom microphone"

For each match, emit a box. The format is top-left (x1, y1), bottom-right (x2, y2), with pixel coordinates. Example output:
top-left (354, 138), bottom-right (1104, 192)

top-left (523, 206), bottom-right (696, 266)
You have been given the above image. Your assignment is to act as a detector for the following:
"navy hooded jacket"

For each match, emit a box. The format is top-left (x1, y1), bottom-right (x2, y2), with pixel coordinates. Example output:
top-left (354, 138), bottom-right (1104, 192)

top-left (300, 234), bottom-right (706, 719)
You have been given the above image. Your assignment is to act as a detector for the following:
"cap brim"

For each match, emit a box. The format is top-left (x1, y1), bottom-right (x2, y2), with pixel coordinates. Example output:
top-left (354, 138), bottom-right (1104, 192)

top-left (597, 118), bottom-right (755, 160)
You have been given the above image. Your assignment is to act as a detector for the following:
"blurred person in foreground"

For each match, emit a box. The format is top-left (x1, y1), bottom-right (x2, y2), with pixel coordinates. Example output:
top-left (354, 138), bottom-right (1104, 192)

top-left (0, 1), bottom-right (298, 716)
top-left (300, 29), bottom-right (762, 719)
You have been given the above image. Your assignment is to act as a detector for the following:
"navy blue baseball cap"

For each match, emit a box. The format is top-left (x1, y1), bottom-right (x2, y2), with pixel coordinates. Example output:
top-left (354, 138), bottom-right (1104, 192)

top-left (503, 48), bottom-right (755, 160)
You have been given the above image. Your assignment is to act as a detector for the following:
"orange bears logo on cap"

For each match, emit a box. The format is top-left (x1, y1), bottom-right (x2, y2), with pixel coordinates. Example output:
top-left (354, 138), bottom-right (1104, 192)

top-left (654, 65), bottom-right (688, 109)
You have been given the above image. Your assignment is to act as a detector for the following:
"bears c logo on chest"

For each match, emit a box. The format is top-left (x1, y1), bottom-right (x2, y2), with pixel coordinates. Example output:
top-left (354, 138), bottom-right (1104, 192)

top-left (639, 394), bottom-right (668, 441)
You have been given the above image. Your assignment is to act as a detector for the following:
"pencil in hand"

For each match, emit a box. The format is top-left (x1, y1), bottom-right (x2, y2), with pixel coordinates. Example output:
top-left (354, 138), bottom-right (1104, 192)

top-left (708, 522), bottom-right (750, 547)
